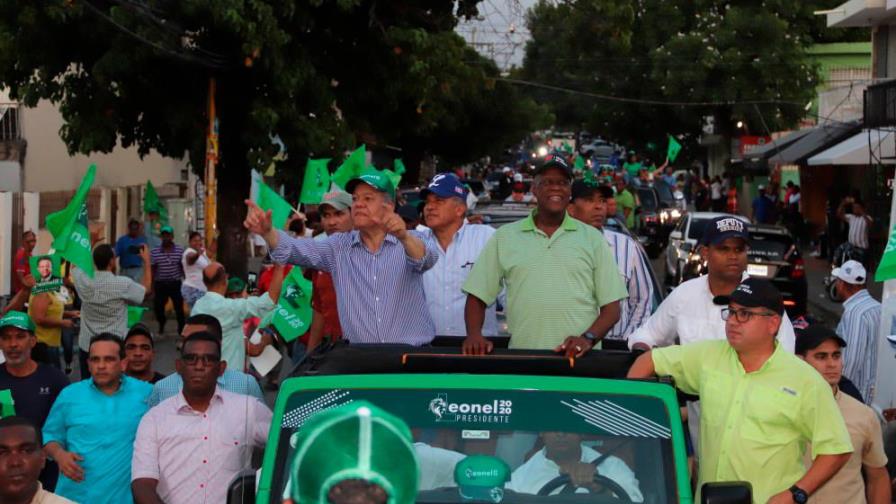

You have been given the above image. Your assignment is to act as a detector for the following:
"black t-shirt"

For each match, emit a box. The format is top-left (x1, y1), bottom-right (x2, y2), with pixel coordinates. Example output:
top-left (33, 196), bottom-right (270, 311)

top-left (0, 363), bottom-right (70, 428)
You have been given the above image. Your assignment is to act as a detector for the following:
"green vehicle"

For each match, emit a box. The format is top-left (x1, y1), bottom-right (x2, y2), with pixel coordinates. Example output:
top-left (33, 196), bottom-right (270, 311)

top-left (227, 344), bottom-right (752, 503)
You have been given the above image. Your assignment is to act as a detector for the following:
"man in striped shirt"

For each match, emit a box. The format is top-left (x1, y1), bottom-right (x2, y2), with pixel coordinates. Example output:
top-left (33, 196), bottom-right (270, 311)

top-left (834, 260), bottom-right (882, 402)
top-left (149, 225), bottom-right (185, 335)
top-left (244, 171), bottom-right (439, 345)
top-left (838, 197), bottom-right (872, 253)
top-left (419, 173), bottom-right (498, 337)
top-left (566, 181), bottom-right (653, 340)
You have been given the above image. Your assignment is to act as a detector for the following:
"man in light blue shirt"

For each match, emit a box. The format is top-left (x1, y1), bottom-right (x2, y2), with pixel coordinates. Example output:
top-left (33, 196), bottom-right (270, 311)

top-left (191, 262), bottom-right (283, 371)
top-left (420, 173), bottom-right (499, 337)
top-left (43, 333), bottom-right (152, 504)
top-left (149, 314), bottom-right (265, 407)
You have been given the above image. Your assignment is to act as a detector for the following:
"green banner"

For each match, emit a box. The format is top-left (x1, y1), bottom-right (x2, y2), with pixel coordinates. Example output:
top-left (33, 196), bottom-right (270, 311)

top-left (46, 164), bottom-right (96, 277)
top-left (393, 158), bottom-right (407, 176)
top-left (299, 158), bottom-right (332, 205)
top-left (667, 135), bottom-right (682, 163)
top-left (29, 253), bottom-right (63, 295)
top-left (256, 179), bottom-right (295, 231)
top-left (331, 145), bottom-right (366, 191)
top-left (143, 180), bottom-right (170, 226)
top-left (876, 223), bottom-right (896, 282)
top-left (0, 389), bottom-right (14, 418)
top-left (261, 268), bottom-right (313, 342)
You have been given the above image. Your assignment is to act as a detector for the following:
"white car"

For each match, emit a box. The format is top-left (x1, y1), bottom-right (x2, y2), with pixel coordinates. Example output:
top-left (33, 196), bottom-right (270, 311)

top-left (664, 211), bottom-right (748, 288)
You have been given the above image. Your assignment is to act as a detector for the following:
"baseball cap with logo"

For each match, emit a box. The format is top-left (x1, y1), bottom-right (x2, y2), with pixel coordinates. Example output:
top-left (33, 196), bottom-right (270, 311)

top-left (454, 455), bottom-right (510, 502)
top-left (701, 216), bottom-right (749, 246)
top-left (318, 190), bottom-right (353, 212)
top-left (713, 277), bottom-right (784, 315)
top-left (289, 401), bottom-right (418, 504)
top-left (794, 324), bottom-right (846, 356)
top-left (832, 260), bottom-right (867, 285)
top-left (345, 171), bottom-right (397, 201)
top-left (535, 154), bottom-right (573, 178)
top-left (0, 311), bottom-right (35, 333)
top-left (421, 173), bottom-right (469, 202)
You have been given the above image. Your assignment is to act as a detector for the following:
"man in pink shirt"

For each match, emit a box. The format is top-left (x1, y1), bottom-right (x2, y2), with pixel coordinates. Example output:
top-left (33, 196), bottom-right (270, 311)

top-left (130, 332), bottom-right (271, 504)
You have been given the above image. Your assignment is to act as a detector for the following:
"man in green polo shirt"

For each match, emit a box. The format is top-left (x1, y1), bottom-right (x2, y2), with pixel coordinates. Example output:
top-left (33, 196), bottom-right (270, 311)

top-left (628, 278), bottom-right (852, 504)
top-left (462, 154), bottom-right (627, 356)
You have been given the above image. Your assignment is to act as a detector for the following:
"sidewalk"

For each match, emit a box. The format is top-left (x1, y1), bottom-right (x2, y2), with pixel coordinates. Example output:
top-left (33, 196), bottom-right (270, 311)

top-left (803, 255), bottom-right (883, 326)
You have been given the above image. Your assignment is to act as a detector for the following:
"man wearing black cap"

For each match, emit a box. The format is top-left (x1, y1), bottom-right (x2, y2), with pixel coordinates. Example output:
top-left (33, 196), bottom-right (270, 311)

top-left (567, 181), bottom-right (653, 341)
top-left (796, 325), bottom-right (890, 504)
top-left (629, 278), bottom-right (852, 504)
top-left (463, 155), bottom-right (626, 355)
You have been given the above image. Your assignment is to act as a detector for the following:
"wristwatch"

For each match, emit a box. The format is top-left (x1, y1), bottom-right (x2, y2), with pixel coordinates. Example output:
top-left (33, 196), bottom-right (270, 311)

top-left (581, 331), bottom-right (597, 344)
top-left (789, 485), bottom-right (808, 503)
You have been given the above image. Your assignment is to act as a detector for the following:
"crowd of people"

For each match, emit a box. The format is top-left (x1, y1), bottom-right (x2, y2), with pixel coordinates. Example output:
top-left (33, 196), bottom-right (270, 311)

top-left (0, 147), bottom-right (891, 503)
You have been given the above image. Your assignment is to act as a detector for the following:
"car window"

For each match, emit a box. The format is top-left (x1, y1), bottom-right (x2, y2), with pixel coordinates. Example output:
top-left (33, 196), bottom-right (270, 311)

top-left (687, 218), bottom-right (711, 241)
top-left (748, 232), bottom-right (793, 261)
top-left (652, 181), bottom-right (675, 205)
top-left (636, 189), bottom-right (658, 212)
top-left (269, 387), bottom-right (680, 503)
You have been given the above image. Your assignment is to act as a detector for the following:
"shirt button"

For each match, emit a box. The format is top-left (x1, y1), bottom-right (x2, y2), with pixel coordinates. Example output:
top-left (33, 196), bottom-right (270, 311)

top-left (200, 484), bottom-right (204, 489)
top-left (203, 436), bottom-right (208, 440)
top-left (203, 460), bottom-right (207, 464)
top-left (375, 297), bottom-right (379, 302)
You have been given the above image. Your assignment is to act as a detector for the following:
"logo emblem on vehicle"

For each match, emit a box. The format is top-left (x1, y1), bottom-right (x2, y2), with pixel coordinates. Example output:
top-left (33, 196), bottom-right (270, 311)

top-left (427, 393), bottom-right (512, 425)
top-left (429, 397), bottom-right (447, 420)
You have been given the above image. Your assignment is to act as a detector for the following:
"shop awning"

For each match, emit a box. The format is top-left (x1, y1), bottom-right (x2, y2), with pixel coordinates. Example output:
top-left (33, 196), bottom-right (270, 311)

top-left (770, 120), bottom-right (862, 165)
top-left (807, 129), bottom-right (896, 165)
top-left (742, 129), bottom-right (814, 171)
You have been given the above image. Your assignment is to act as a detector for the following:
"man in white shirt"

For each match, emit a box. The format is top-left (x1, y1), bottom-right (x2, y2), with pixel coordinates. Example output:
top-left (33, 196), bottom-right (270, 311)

top-left (837, 197), bottom-right (872, 253)
top-left (628, 216), bottom-right (795, 447)
top-left (420, 173), bottom-right (499, 337)
top-left (507, 432), bottom-right (643, 501)
top-left (131, 332), bottom-right (272, 504)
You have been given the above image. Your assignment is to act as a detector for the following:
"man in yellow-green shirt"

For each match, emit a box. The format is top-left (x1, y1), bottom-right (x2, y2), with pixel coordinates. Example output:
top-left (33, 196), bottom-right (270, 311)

top-left (628, 278), bottom-right (852, 504)
top-left (462, 154), bottom-right (627, 357)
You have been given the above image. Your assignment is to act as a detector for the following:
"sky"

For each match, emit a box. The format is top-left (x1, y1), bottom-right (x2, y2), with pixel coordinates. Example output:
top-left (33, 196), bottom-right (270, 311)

top-left (455, 0), bottom-right (536, 71)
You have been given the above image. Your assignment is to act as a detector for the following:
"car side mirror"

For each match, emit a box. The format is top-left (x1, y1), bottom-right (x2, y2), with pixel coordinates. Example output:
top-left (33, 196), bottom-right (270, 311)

top-left (701, 482), bottom-right (752, 504)
top-left (669, 230), bottom-right (682, 241)
top-left (226, 470), bottom-right (256, 504)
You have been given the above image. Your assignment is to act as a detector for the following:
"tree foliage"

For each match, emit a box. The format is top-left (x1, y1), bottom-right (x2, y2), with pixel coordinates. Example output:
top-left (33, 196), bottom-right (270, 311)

top-left (0, 0), bottom-right (548, 270)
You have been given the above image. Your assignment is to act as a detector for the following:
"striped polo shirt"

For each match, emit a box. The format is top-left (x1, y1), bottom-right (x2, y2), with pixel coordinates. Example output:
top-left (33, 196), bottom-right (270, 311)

top-left (603, 229), bottom-right (654, 340)
top-left (150, 244), bottom-right (185, 281)
top-left (837, 289), bottom-right (881, 402)
top-left (845, 214), bottom-right (870, 249)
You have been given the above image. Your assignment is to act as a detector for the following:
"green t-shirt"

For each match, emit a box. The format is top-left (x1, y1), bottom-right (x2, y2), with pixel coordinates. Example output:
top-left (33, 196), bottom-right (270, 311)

top-left (616, 188), bottom-right (636, 228)
top-left (463, 211), bottom-right (627, 350)
top-left (623, 162), bottom-right (642, 178)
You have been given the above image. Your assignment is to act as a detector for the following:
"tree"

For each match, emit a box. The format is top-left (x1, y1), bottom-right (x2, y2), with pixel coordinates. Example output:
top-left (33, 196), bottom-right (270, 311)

top-left (0, 0), bottom-right (544, 272)
top-left (519, 0), bottom-right (827, 157)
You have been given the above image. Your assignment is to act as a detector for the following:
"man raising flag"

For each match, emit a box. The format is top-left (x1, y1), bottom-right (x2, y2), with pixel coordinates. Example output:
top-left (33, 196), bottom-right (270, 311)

top-left (46, 164), bottom-right (97, 277)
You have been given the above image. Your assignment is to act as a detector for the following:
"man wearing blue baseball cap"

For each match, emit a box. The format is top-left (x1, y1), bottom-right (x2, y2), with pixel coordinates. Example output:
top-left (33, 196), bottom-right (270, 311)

top-left (419, 173), bottom-right (500, 338)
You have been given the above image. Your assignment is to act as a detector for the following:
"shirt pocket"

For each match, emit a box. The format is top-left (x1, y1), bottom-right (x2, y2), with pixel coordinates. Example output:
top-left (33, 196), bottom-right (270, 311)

top-left (215, 431), bottom-right (251, 471)
top-left (740, 385), bottom-right (800, 446)
top-left (698, 370), bottom-right (732, 427)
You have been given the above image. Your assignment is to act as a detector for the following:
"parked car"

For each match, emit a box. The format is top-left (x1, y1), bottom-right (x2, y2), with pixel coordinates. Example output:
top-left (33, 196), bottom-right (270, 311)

top-left (636, 184), bottom-right (683, 258)
top-left (744, 224), bottom-right (807, 317)
top-left (664, 212), bottom-right (746, 287)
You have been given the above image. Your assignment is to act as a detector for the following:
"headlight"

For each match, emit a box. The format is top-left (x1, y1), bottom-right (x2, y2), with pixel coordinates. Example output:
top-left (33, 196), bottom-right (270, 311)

top-left (670, 209), bottom-right (682, 218)
top-left (537, 146), bottom-right (548, 157)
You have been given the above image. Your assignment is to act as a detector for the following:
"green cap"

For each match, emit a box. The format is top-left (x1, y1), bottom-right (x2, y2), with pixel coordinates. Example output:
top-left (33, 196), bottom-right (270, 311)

top-left (454, 455), bottom-right (510, 502)
top-left (226, 277), bottom-right (247, 295)
top-left (289, 400), bottom-right (418, 504)
top-left (345, 171), bottom-right (396, 201)
top-left (160, 225), bottom-right (174, 234)
top-left (0, 311), bottom-right (35, 333)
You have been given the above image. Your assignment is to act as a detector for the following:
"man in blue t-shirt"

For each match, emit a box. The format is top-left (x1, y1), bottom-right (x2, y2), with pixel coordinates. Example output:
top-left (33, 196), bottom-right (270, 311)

top-left (0, 311), bottom-right (69, 490)
top-left (115, 219), bottom-right (147, 283)
top-left (752, 185), bottom-right (776, 224)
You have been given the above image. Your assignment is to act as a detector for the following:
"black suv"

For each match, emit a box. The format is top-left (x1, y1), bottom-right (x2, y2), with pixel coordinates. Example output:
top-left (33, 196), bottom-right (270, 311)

top-left (745, 224), bottom-right (807, 317)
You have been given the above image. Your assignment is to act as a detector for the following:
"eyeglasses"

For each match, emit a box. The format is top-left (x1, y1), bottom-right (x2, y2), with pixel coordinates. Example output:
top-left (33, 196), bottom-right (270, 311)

top-left (181, 353), bottom-right (221, 366)
top-left (720, 307), bottom-right (777, 323)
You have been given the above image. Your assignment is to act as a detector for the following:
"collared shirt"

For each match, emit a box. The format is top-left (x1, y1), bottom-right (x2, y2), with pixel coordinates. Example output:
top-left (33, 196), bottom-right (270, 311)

top-left (42, 376), bottom-right (153, 504)
top-left (652, 340), bottom-right (853, 504)
top-left (807, 389), bottom-right (888, 503)
top-left (844, 213), bottom-right (871, 249)
top-left (507, 444), bottom-right (643, 500)
top-left (191, 292), bottom-right (275, 371)
top-left (150, 244), bottom-right (185, 282)
top-left (602, 229), bottom-right (653, 340)
top-left (837, 289), bottom-right (881, 401)
top-left (463, 211), bottom-right (627, 350)
top-left (270, 229), bottom-right (439, 345)
top-left (132, 387), bottom-right (272, 504)
top-left (422, 222), bottom-right (499, 337)
top-left (628, 274), bottom-right (796, 351)
top-left (115, 234), bottom-right (147, 269)
top-left (148, 369), bottom-right (265, 407)
top-left (29, 483), bottom-right (75, 504)
top-left (72, 269), bottom-right (146, 350)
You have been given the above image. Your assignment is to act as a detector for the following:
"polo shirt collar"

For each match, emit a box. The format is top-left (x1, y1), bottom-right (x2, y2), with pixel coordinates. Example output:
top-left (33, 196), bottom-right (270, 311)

top-left (174, 386), bottom-right (225, 413)
top-left (520, 210), bottom-right (578, 232)
top-left (350, 230), bottom-right (399, 250)
top-left (89, 374), bottom-right (127, 395)
top-left (727, 341), bottom-right (784, 375)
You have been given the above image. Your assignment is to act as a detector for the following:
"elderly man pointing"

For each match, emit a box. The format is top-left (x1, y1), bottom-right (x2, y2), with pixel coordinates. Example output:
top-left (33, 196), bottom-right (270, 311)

top-left (245, 171), bottom-right (439, 345)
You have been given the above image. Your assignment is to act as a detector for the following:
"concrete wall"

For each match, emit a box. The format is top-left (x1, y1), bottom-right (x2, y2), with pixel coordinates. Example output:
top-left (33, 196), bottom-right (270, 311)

top-left (19, 99), bottom-right (189, 193)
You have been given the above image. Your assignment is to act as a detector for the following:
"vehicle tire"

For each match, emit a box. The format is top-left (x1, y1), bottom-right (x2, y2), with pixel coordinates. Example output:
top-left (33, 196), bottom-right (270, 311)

top-left (827, 281), bottom-right (843, 303)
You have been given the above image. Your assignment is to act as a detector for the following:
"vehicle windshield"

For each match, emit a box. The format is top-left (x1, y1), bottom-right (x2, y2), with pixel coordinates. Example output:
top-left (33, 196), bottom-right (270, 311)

top-left (636, 189), bottom-right (658, 212)
top-left (749, 232), bottom-right (793, 261)
top-left (268, 385), bottom-right (680, 503)
top-left (687, 218), bottom-right (712, 241)
top-left (652, 181), bottom-right (675, 206)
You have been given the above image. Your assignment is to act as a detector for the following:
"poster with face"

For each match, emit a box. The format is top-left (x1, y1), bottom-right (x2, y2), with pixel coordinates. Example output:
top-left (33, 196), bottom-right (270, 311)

top-left (29, 253), bottom-right (63, 295)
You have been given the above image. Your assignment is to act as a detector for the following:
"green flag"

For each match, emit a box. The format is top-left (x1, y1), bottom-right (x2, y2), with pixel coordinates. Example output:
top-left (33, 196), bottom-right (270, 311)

top-left (127, 306), bottom-right (147, 328)
top-left (143, 181), bottom-right (170, 226)
top-left (332, 145), bottom-right (366, 190)
top-left (299, 158), bottom-right (332, 204)
top-left (255, 179), bottom-right (295, 231)
top-left (667, 135), bottom-right (682, 163)
top-left (583, 168), bottom-right (596, 185)
top-left (381, 167), bottom-right (402, 190)
top-left (393, 158), bottom-right (407, 176)
top-left (875, 223), bottom-right (896, 282)
top-left (46, 164), bottom-right (97, 277)
top-left (574, 155), bottom-right (585, 172)
top-left (0, 389), bottom-right (14, 418)
top-left (261, 268), bottom-right (313, 342)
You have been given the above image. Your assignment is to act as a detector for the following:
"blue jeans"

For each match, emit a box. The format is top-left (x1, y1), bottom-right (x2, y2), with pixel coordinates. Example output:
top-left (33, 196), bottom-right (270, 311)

top-left (120, 265), bottom-right (143, 283)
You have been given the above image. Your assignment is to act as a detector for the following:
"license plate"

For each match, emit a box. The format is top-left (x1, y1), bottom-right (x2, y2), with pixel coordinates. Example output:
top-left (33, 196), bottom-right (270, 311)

top-left (747, 264), bottom-right (769, 277)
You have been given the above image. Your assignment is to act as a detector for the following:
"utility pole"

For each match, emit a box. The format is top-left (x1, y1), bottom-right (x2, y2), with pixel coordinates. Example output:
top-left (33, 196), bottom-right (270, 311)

top-left (204, 78), bottom-right (218, 255)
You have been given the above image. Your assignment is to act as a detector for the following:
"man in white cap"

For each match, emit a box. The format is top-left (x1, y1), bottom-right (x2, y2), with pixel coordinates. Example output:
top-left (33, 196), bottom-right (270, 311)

top-left (833, 259), bottom-right (882, 401)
